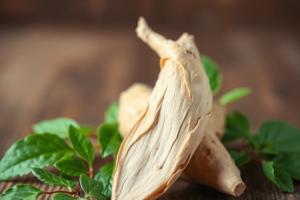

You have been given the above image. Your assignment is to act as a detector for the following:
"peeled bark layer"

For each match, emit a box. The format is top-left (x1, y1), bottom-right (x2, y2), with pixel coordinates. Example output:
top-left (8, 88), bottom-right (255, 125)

top-left (118, 83), bottom-right (245, 197)
top-left (112, 17), bottom-right (212, 200)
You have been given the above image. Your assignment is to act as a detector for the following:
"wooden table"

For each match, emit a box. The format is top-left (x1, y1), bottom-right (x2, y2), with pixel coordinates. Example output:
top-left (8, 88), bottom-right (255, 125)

top-left (0, 22), bottom-right (300, 199)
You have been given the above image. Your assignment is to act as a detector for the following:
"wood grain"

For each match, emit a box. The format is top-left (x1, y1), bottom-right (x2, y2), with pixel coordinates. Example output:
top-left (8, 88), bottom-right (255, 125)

top-left (0, 22), bottom-right (299, 199)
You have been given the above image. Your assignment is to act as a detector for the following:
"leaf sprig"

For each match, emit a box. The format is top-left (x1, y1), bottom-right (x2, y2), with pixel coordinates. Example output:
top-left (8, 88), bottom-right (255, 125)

top-left (222, 112), bottom-right (300, 193)
top-left (0, 119), bottom-right (112, 199)
top-left (0, 101), bottom-right (122, 199)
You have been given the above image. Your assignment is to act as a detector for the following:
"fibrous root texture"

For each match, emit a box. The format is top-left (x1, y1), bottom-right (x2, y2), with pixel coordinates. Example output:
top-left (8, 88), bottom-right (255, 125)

top-left (111, 17), bottom-right (212, 200)
top-left (119, 84), bottom-right (245, 197)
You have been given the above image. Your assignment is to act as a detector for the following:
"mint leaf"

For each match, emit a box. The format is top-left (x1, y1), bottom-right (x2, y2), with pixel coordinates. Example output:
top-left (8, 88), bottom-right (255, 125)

top-left (262, 161), bottom-right (276, 183)
top-left (221, 111), bottom-right (257, 148)
top-left (220, 88), bottom-right (251, 105)
top-left (33, 118), bottom-right (80, 138)
top-left (257, 121), bottom-right (300, 153)
top-left (259, 143), bottom-right (278, 155)
top-left (52, 193), bottom-right (87, 200)
top-left (272, 166), bottom-right (293, 193)
top-left (80, 174), bottom-right (107, 200)
top-left (0, 133), bottom-right (73, 180)
top-left (31, 168), bottom-right (74, 190)
top-left (226, 111), bottom-right (250, 132)
top-left (80, 125), bottom-right (95, 136)
top-left (262, 161), bottom-right (293, 193)
top-left (222, 123), bottom-right (257, 148)
top-left (273, 153), bottom-right (300, 180)
top-left (228, 150), bottom-right (251, 167)
top-left (68, 125), bottom-right (95, 165)
top-left (97, 124), bottom-right (123, 158)
top-left (201, 55), bottom-right (222, 95)
top-left (60, 173), bottom-right (77, 189)
top-left (55, 157), bottom-right (88, 176)
top-left (105, 102), bottom-right (119, 124)
top-left (0, 184), bottom-right (43, 200)
top-left (95, 162), bottom-right (115, 198)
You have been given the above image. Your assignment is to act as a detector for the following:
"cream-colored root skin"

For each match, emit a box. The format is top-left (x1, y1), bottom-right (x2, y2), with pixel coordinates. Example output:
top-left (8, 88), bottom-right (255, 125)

top-left (118, 84), bottom-right (245, 197)
top-left (181, 128), bottom-right (245, 197)
top-left (118, 83), bottom-right (153, 138)
top-left (111, 17), bottom-right (212, 200)
top-left (208, 101), bottom-right (227, 138)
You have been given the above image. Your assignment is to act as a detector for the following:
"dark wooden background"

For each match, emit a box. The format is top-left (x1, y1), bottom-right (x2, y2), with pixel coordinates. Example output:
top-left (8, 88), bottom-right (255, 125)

top-left (0, 0), bottom-right (300, 199)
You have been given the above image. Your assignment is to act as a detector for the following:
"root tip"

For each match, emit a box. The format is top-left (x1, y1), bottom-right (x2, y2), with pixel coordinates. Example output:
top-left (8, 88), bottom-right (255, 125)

top-left (136, 16), bottom-right (149, 39)
top-left (233, 183), bottom-right (246, 197)
top-left (138, 16), bottom-right (146, 25)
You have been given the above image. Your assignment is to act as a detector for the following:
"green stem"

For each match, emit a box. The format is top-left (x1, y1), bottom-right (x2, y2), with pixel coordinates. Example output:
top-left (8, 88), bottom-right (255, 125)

top-left (44, 190), bottom-right (75, 195)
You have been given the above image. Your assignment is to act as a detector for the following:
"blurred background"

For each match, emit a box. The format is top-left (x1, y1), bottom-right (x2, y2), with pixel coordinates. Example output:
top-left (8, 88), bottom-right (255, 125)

top-left (0, 0), bottom-right (300, 157)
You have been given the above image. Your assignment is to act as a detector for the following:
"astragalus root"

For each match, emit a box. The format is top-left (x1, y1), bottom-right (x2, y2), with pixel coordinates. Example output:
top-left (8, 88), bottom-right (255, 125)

top-left (207, 101), bottom-right (227, 139)
top-left (118, 84), bottom-right (245, 197)
top-left (111, 17), bottom-right (212, 200)
top-left (118, 83), bottom-right (153, 138)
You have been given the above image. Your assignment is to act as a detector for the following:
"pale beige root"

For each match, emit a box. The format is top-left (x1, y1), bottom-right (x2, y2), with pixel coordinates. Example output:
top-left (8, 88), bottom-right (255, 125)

top-left (208, 101), bottom-right (227, 138)
top-left (118, 86), bottom-right (226, 139)
top-left (181, 129), bottom-right (245, 197)
top-left (118, 84), bottom-right (245, 197)
top-left (181, 102), bottom-right (246, 197)
top-left (111, 17), bottom-right (212, 200)
top-left (118, 83), bottom-right (153, 138)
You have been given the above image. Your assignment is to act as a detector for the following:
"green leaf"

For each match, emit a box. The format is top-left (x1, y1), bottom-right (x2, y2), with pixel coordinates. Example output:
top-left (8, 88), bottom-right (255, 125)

top-left (222, 123), bottom-right (257, 148)
top-left (60, 173), bottom-right (77, 189)
top-left (80, 125), bottom-right (95, 136)
top-left (228, 150), bottom-right (251, 167)
top-left (262, 161), bottom-right (276, 183)
top-left (257, 121), bottom-right (300, 153)
top-left (201, 55), bottom-right (222, 95)
top-left (80, 174), bottom-right (107, 200)
top-left (33, 118), bottom-right (80, 138)
top-left (31, 168), bottom-right (75, 190)
top-left (97, 124), bottom-right (123, 158)
top-left (68, 125), bottom-right (95, 165)
top-left (273, 153), bottom-right (300, 180)
top-left (52, 193), bottom-right (87, 200)
top-left (0, 184), bottom-right (43, 200)
top-left (226, 111), bottom-right (250, 132)
top-left (105, 102), bottom-right (119, 124)
top-left (94, 162), bottom-right (115, 198)
top-left (273, 167), bottom-right (293, 193)
top-left (0, 133), bottom-right (73, 180)
top-left (220, 88), bottom-right (251, 105)
top-left (259, 143), bottom-right (278, 155)
top-left (221, 111), bottom-right (257, 148)
top-left (262, 161), bottom-right (293, 193)
top-left (55, 157), bottom-right (88, 176)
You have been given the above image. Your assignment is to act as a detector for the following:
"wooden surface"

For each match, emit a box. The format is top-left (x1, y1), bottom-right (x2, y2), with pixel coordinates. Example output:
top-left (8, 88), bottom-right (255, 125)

top-left (0, 22), bottom-right (300, 199)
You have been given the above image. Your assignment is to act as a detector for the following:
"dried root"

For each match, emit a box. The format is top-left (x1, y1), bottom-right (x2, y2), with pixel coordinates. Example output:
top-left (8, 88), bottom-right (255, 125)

top-left (112, 17), bottom-right (212, 200)
top-left (119, 83), bottom-right (245, 197)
